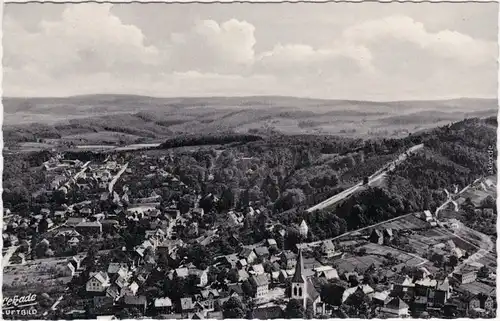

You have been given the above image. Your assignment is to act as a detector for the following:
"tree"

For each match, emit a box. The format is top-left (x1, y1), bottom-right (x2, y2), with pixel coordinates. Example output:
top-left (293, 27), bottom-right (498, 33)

top-left (222, 297), bottom-right (246, 319)
top-left (285, 299), bottom-right (305, 319)
top-left (448, 255), bottom-right (459, 268)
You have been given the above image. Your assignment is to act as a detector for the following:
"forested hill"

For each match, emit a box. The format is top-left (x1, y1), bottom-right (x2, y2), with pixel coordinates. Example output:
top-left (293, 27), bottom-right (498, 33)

top-left (260, 117), bottom-right (497, 246)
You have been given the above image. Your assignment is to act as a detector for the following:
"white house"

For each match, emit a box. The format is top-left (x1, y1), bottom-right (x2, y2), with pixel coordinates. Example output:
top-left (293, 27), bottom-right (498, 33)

top-left (86, 272), bottom-right (111, 293)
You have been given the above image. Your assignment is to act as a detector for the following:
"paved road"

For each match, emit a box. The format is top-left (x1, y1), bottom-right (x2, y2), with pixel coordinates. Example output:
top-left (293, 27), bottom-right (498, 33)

top-left (306, 144), bottom-right (424, 213)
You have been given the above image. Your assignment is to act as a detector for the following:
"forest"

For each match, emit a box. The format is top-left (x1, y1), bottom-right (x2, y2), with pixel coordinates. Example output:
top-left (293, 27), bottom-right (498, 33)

top-left (3, 117), bottom-right (496, 250)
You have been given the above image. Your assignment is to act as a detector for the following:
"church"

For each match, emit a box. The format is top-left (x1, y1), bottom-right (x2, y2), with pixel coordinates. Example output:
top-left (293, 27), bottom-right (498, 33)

top-left (289, 249), bottom-right (324, 314)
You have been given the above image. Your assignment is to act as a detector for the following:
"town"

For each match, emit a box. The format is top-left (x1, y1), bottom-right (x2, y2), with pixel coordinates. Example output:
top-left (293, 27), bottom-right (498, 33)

top-left (2, 130), bottom-right (497, 319)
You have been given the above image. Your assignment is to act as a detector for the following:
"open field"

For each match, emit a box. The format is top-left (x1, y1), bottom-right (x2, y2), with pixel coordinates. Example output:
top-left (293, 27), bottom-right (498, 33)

top-left (4, 96), bottom-right (497, 145)
top-left (3, 257), bottom-right (74, 295)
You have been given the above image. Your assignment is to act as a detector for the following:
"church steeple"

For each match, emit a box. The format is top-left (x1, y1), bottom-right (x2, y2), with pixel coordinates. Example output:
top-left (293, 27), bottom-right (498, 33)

top-left (291, 248), bottom-right (305, 283)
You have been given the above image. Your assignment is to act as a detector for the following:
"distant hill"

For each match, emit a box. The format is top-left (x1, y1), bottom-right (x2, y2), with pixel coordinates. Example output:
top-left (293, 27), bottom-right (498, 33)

top-left (3, 95), bottom-right (497, 145)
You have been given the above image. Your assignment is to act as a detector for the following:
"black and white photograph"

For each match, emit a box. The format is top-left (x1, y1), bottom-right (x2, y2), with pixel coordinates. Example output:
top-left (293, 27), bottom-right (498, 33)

top-left (1, 1), bottom-right (498, 319)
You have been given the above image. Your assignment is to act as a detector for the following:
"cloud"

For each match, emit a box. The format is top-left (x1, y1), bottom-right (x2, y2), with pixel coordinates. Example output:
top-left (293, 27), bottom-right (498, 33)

top-left (3, 4), bottom-right (160, 78)
top-left (342, 15), bottom-right (496, 66)
top-left (3, 6), bottom-right (497, 100)
top-left (168, 19), bottom-right (256, 74)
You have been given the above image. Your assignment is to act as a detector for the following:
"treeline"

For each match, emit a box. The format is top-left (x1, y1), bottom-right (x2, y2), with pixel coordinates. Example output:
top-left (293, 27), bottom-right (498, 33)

top-left (158, 133), bottom-right (264, 149)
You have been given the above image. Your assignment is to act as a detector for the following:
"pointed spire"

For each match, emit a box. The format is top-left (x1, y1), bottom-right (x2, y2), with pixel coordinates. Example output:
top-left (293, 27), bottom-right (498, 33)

top-left (291, 248), bottom-right (305, 283)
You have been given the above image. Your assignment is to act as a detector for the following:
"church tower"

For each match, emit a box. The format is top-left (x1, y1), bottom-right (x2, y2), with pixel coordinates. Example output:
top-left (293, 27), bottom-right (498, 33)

top-left (290, 248), bottom-right (307, 308)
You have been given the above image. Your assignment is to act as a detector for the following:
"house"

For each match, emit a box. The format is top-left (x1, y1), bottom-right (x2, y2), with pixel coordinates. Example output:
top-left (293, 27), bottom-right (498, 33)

top-left (383, 228), bottom-right (394, 243)
top-left (252, 306), bottom-right (284, 319)
top-left (299, 220), bottom-right (309, 237)
top-left (321, 240), bottom-right (336, 258)
top-left (189, 269), bottom-right (209, 287)
top-left (477, 293), bottom-right (495, 311)
top-left (342, 284), bottom-right (374, 304)
top-left (432, 278), bottom-right (452, 306)
top-left (120, 281), bottom-right (139, 297)
top-left (236, 259), bottom-right (247, 270)
top-left (206, 311), bottom-right (223, 319)
top-left (372, 290), bottom-right (391, 306)
top-left (237, 270), bottom-right (250, 282)
top-left (423, 210), bottom-right (433, 222)
top-left (254, 246), bottom-right (270, 259)
top-left (458, 292), bottom-right (481, 312)
top-left (66, 217), bottom-right (86, 227)
top-left (250, 274), bottom-right (269, 299)
top-left (75, 221), bottom-right (103, 235)
top-left (174, 268), bottom-right (189, 279)
top-left (107, 263), bottom-right (129, 278)
top-left (251, 264), bottom-right (265, 275)
top-left (453, 266), bottom-right (477, 284)
top-left (369, 229), bottom-right (384, 245)
top-left (381, 297), bottom-right (410, 317)
top-left (154, 297), bottom-right (173, 314)
top-left (280, 251), bottom-right (296, 269)
top-left (68, 237), bottom-right (80, 247)
top-left (266, 239), bottom-right (277, 248)
top-left (180, 297), bottom-right (195, 314)
top-left (392, 275), bottom-right (415, 296)
top-left (122, 296), bottom-right (147, 314)
top-left (315, 266), bottom-right (339, 280)
top-left (86, 272), bottom-right (111, 293)
top-left (239, 247), bottom-right (257, 264)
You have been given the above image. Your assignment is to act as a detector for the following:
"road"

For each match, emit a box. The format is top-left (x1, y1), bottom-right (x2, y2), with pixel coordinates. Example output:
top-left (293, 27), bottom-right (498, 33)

top-left (2, 246), bottom-right (20, 267)
top-left (108, 162), bottom-right (129, 194)
top-left (306, 144), bottom-right (424, 213)
top-left (42, 287), bottom-right (69, 317)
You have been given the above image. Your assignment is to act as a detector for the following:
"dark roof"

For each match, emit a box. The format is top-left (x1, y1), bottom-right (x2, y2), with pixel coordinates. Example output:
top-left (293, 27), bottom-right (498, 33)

top-left (250, 274), bottom-right (269, 287)
top-left (281, 251), bottom-right (296, 261)
top-left (123, 296), bottom-right (147, 306)
top-left (291, 249), bottom-right (305, 283)
top-left (239, 247), bottom-right (255, 258)
top-left (252, 306), bottom-right (284, 319)
top-left (227, 283), bottom-right (244, 296)
top-left (254, 246), bottom-right (270, 257)
top-left (386, 297), bottom-right (409, 310)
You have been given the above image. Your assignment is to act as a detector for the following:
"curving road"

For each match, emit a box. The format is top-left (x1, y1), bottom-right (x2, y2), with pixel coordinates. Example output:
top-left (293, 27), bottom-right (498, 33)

top-left (306, 144), bottom-right (424, 213)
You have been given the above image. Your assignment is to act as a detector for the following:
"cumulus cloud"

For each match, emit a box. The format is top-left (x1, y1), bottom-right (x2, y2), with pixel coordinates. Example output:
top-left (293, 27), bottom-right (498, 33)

top-left (342, 15), bottom-right (496, 66)
top-left (3, 5), bottom-right (497, 100)
top-left (167, 19), bottom-right (256, 74)
top-left (3, 4), bottom-right (160, 78)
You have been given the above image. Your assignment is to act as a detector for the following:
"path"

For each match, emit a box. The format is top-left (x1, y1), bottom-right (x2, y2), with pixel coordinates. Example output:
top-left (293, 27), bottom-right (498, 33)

top-left (108, 162), bottom-right (129, 194)
top-left (42, 287), bottom-right (69, 317)
top-left (2, 246), bottom-right (19, 267)
top-left (306, 144), bottom-right (424, 213)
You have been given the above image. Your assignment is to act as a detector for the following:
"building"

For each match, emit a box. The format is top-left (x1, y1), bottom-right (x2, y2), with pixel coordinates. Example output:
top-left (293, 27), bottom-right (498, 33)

top-left (299, 220), bottom-right (309, 238)
top-left (75, 221), bottom-right (103, 235)
top-left (239, 247), bottom-right (257, 264)
top-left (320, 240), bottom-right (336, 258)
top-left (86, 272), bottom-right (111, 293)
top-left (453, 267), bottom-right (477, 284)
top-left (250, 274), bottom-right (269, 299)
top-left (122, 296), bottom-right (147, 314)
top-left (289, 249), bottom-right (322, 312)
top-left (280, 251), bottom-right (296, 269)
top-left (381, 297), bottom-right (410, 317)
top-left (369, 230), bottom-right (384, 245)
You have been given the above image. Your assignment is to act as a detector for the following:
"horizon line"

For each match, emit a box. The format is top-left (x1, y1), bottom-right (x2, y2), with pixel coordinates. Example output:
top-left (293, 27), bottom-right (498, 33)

top-left (3, 93), bottom-right (498, 104)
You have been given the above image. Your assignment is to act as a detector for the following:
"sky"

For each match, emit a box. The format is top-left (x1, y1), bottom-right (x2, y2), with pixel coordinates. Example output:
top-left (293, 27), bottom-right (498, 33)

top-left (3, 3), bottom-right (498, 100)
